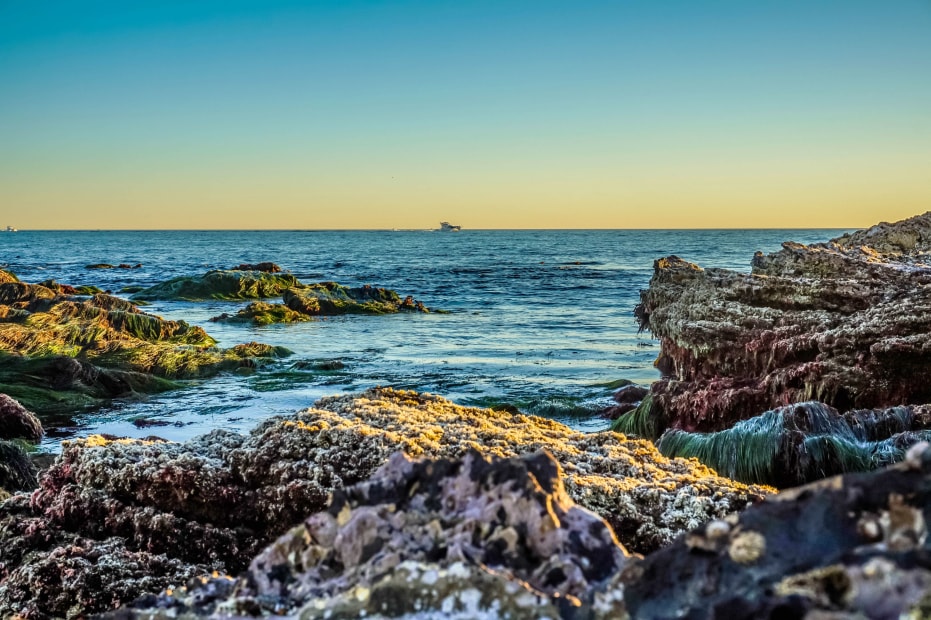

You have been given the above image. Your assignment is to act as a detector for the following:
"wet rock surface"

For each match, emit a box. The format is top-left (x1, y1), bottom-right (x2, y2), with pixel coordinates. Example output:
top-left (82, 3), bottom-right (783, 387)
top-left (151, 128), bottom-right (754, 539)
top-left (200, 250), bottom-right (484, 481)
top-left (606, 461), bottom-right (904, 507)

top-left (617, 212), bottom-right (931, 441)
top-left (131, 270), bottom-right (301, 301)
top-left (283, 282), bottom-right (429, 316)
top-left (0, 393), bottom-right (43, 441)
top-left (0, 388), bottom-right (766, 618)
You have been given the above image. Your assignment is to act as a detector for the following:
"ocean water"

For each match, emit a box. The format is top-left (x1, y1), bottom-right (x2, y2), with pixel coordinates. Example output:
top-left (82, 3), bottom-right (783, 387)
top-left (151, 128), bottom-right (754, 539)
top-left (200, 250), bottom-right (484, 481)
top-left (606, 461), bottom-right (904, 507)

top-left (1, 228), bottom-right (846, 451)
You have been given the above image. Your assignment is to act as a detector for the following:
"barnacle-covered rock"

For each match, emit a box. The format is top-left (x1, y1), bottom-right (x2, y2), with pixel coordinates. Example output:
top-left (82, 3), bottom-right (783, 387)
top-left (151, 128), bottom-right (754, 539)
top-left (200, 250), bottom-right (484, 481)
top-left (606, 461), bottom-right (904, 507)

top-left (132, 450), bottom-right (631, 617)
top-left (624, 444), bottom-right (931, 619)
top-left (0, 388), bottom-right (766, 617)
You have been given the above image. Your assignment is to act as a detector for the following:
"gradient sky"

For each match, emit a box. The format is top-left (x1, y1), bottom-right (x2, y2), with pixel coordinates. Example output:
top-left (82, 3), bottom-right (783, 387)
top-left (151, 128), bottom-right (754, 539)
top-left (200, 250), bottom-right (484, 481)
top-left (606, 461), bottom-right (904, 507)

top-left (1, 1), bottom-right (929, 229)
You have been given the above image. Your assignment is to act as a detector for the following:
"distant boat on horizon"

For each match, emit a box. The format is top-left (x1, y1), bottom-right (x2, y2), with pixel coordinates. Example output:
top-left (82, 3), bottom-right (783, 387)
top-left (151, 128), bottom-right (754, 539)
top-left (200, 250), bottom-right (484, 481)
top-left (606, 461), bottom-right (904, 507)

top-left (5, 226), bottom-right (17, 232)
top-left (439, 221), bottom-right (462, 232)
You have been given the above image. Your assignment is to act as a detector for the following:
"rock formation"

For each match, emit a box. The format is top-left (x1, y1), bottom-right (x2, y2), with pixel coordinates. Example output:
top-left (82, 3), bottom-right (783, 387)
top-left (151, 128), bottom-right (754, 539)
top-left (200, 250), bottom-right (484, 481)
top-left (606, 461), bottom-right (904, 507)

top-left (131, 270), bottom-right (302, 301)
top-left (615, 212), bottom-right (931, 435)
top-left (0, 388), bottom-right (766, 618)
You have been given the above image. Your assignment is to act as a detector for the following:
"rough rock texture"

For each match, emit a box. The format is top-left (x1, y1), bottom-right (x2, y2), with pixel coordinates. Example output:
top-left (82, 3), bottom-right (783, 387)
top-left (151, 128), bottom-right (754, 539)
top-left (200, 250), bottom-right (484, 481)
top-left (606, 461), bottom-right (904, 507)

top-left (131, 270), bottom-right (302, 301)
top-left (0, 270), bottom-right (19, 285)
top-left (617, 212), bottom-right (931, 440)
top-left (624, 442), bottom-right (931, 619)
top-left (209, 301), bottom-right (311, 325)
top-left (128, 450), bottom-right (632, 618)
top-left (0, 393), bottom-right (43, 441)
top-left (0, 388), bottom-right (767, 618)
top-left (283, 282), bottom-right (429, 315)
top-left (0, 440), bottom-right (36, 495)
top-left (0, 278), bottom-right (290, 414)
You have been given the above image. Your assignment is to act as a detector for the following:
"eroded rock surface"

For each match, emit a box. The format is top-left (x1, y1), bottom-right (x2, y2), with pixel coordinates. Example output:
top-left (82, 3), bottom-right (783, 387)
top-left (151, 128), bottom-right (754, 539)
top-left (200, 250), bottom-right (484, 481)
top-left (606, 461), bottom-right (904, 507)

top-left (0, 388), bottom-right (767, 618)
top-left (0, 393), bottom-right (43, 441)
top-left (128, 450), bottom-right (631, 618)
top-left (618, 212), bottom-right (931, 440)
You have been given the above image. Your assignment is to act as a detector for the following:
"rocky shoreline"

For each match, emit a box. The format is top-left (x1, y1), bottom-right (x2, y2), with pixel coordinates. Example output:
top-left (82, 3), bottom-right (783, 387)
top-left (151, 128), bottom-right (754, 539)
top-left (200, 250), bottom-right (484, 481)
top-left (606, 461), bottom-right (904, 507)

top-left (4, 215), bottom-right (931, 617)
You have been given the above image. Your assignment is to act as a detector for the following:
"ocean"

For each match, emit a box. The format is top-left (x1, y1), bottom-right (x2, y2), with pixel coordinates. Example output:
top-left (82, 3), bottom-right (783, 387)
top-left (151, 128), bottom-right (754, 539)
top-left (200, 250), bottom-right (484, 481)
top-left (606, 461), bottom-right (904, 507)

top-left (1, 228), bottom-right (846, 451)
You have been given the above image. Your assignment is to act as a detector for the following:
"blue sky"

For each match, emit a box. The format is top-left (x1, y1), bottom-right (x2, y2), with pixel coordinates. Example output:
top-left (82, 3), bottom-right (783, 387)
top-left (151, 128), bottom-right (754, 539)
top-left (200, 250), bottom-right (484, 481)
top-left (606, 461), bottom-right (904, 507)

top-left (1, 1), bottom-right (929, 228)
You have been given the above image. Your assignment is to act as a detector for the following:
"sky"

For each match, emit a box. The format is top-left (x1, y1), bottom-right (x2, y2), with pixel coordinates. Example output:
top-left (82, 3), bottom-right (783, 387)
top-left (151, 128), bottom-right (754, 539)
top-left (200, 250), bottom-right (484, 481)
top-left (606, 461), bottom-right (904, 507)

top-left (1, 1), bottom-right (929, 230)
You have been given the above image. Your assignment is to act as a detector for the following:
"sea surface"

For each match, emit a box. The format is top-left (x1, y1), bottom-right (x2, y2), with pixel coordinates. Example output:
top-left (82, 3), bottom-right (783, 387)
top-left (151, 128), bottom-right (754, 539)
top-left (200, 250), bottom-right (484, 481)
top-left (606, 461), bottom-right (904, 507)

top-left (1, 228), bottom-right (847, 452)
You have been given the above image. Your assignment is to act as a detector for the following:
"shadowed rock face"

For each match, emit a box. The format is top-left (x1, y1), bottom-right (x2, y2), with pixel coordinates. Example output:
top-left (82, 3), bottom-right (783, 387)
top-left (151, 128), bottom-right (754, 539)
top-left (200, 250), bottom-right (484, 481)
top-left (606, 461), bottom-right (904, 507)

top-left (619, 212), bottom-right (931, 439)
top-left (0, 388), bottom-right (767, 618)
top-left (0, 394), bottom-right (43, 441)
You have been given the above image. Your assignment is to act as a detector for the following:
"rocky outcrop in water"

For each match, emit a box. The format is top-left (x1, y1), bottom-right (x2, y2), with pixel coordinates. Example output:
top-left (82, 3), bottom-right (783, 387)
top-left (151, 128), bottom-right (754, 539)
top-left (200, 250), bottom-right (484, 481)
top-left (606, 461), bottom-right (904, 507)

top-left (231, 262), bottom-right (281, 272)
top-left (131, 270), bottom-right (302, 301)
top-left (283, 282), bottom-right (429, 316)
top-left (0, 276), bottom-right (290, 415)
top-left (0, 388), bottom-right (766, 618)
top-left (615, 212), bottom-right (931, 443)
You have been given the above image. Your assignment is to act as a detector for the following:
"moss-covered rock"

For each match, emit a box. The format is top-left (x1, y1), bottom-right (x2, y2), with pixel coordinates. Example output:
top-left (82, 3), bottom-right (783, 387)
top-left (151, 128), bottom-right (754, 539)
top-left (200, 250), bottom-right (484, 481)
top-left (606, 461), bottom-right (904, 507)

top-left (132, 270), bottom-right (301, 301)
top-left (283, 282), bottom-right (429, 315)
top-left (0, 269), bottom-right (19, 285)
top-left (0, 281), bottom-right (291, 413)
top-left (210, 301), bottom-right (311, 325)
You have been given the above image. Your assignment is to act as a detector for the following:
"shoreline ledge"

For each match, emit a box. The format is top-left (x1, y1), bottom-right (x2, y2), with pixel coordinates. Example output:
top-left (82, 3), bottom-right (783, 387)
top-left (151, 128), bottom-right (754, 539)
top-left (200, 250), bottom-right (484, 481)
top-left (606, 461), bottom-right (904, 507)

top-left (0, 387), bottom-right (768, 618)
top-left (615, 211), bottom-right (931, 486)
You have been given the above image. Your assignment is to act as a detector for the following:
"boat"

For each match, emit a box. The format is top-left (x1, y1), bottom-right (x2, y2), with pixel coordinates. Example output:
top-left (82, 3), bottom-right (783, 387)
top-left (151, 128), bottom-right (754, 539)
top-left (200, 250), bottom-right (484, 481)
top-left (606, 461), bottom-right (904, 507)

top-left (439, 221), bottom-right (461, 232)
top-left (5, 226), bottom-right (16, 232)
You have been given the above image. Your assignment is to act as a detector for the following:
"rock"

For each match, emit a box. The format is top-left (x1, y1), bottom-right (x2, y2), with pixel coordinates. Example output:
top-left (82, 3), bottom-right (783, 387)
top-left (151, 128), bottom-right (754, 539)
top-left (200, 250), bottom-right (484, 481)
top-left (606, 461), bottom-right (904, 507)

top-left (0, 393), bottom-right (43, 441)
top-left (623, 447), bottom-right (931, 619)
top-left (0, 269), bottom-right (18, 284)
top-left (129, 450), bottom-right (632, 617)
top-left (0, 440), bottom-right (36, 493)
top-left (283, 282), bottom-right (429, 315)
top-left (617, 212), bottom-right (931, 442)
top-left (656, 401), bottom-right (931, 487)
top-left (209, 301), bottom-right (311, 325)
top-left (85, 263), bottom-right (115, 269)
top-left (131, 270), bottom-right (301, 301)
top-left (231, 262), bottom-right (281, 272)
top-left (0, 281), bottom-right (290, 414)
top-left (613, 384), bottom-right (649, 405)
top-left (0, 388), bottom-right (767, 617)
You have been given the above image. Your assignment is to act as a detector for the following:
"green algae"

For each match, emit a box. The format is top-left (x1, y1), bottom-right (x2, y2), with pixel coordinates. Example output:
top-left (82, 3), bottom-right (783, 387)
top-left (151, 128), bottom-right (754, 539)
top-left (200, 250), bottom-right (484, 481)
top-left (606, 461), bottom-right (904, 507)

top-left (611, 393), bottom-right (666, 440)
top-left (283, 282), bottom-right (428, 316)
top-left (132, 270), bottom-right (301, 301)
top-left (210, 301), bottom-right (311, 325)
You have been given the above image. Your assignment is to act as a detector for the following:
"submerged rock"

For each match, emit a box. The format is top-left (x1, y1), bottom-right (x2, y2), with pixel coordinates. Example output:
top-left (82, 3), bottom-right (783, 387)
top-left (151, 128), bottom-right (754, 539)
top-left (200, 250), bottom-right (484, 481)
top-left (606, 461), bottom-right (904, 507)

top-left (231, 262), bottom-right (281, 272)
top-left (0, 393), bottom-right (43, 441)
top-left (0, 388), bottom-right (766, 617)
top-left (132, 270), bottom-right (301, 301)
top-left (618, 212), bottom-right (931, 444)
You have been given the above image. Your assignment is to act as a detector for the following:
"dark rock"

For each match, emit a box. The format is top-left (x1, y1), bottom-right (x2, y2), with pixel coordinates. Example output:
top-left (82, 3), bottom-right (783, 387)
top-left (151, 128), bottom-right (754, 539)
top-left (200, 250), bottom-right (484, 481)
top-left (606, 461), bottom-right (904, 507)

top-left (231, 262), bottom-right (282, 272)
top-left (0, 393), bottom-right (43, 441)
top-left (600, 402), bottom-right (637, 420)
top-left (85, 263), bottom-right (115, 269)
top-left (613, 384), bottom-right (649, 405)
top-left (624, 442), bottom-right (931, 619)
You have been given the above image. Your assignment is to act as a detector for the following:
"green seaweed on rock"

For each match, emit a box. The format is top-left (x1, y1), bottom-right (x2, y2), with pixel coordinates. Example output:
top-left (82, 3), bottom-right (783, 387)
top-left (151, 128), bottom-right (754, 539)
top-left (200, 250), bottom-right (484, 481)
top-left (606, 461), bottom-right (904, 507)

top-left (656, 402), bottom-right (931, 487)
top-left (132, 270), bottom-right (301, 301)
top-left (611, 393), bottom-right (667, 440)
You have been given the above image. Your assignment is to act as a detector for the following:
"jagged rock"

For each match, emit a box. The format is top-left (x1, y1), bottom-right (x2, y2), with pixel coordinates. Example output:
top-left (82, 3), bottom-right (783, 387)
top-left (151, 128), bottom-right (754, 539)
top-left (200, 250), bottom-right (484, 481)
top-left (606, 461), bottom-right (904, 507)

top-left (0, 281), bottom-right (290, 414)
top-left (131, 270), bottom-right (301, 301)
top-left (0, 269), bottom-right (18, 284)
top-left (618, 212), bottom-right (931, 441)
top-left (623, 442), bottom-right (931, 619)
top-left (283, 282), bottom-right (429, 315)
top-left (126, 450), bottom-right (632, 617)
top-left (0, 388), bottom-right (767, 617)
top-left (231, 262), bottom-right (281, 272)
